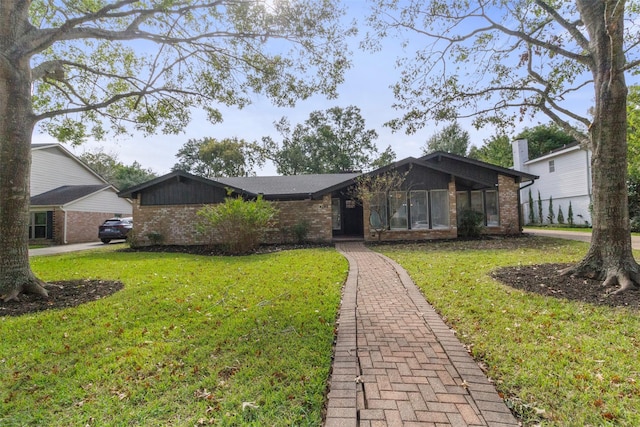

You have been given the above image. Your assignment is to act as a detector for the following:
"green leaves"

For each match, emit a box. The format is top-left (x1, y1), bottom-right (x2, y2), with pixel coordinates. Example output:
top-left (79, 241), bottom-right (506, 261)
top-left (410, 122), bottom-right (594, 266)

top-left (24, 0), bottom-right (354, 141)
top-left (266, 105), bottom-right (394, 175)
top-left (197, 196), bottom-right (278, 254)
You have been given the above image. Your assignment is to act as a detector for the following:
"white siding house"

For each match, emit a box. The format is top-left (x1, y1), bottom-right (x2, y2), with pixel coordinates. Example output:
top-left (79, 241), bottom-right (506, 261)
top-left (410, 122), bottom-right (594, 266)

top-left (30, 144), bottom-right (132, 244)
top-left (512, 139), bottom-right (592, 225)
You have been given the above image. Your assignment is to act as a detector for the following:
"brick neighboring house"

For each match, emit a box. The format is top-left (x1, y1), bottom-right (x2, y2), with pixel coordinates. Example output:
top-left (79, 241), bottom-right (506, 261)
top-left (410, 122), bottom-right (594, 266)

top-left (30, 144), bottom-right (133, 244)
top-left (119, 152), bottom-right (537, 246)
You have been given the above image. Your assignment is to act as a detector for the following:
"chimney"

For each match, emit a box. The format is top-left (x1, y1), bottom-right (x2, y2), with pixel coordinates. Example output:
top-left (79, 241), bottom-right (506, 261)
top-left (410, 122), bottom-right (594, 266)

top-left (512, 138), bottom-right (529, 171)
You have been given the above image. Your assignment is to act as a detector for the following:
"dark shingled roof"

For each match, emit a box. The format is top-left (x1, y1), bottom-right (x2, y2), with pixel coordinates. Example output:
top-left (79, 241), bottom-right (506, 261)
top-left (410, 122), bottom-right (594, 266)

top-left (31, 185), bottom-right (111, 206)
top-left (215, 173), bottom-right (361, 197)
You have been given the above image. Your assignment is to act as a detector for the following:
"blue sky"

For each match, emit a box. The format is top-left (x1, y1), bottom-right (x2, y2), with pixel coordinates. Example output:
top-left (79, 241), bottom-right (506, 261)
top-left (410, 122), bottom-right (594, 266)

top-left (33, 1), bottom-right (631, 176)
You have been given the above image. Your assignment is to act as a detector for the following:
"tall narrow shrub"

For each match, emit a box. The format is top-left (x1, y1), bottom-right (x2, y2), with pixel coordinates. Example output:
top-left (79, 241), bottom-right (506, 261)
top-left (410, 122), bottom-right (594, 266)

top-left (537, 191), bottom-right (543, 224)
top-left (547, 196), bottom-right (555, 224)
top-left (568, 202), bottom-right (574, 226)
top-left (557, 205), bottom-right (565, 224)
top-left (528, 189), bottom-right (535, 224)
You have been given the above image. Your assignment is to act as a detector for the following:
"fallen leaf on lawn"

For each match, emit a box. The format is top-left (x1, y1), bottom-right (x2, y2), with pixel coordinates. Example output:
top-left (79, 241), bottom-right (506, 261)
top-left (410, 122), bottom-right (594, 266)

top-left (242, 401), bottom-right (259, 411)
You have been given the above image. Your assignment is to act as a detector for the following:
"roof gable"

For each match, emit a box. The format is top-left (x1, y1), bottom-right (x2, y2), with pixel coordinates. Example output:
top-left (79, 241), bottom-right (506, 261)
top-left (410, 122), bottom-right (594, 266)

top-left (31, 143), bottom-right (109, 186)
top-left (30, 185), bottom-right (112, 206)
top-left (420, 151), bottom-right (538, 182)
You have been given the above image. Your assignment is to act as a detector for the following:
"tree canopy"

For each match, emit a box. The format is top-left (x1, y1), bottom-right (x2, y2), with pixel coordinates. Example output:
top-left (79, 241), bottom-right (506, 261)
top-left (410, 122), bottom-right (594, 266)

top-left (79, 148), bottom-right (157, 190)
top-left (468, 123), bottom-right (578, 167)
top-left (515, 123), bottom-right (579, 159)
top-left (0, 0), bottom-right (353, 301)
top-left (263, 105), bottom-right (395, 175)
top-left (173, 137), bottom-right (263, 178)
top-left (468, 134), bottom-right (513, 168)
top-left (422, 122), bottom-right (470, 156)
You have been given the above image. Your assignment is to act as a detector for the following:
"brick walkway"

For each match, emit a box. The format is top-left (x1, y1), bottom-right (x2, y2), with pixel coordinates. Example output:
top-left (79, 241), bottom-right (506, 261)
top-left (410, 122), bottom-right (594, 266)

top-left (325, 242), bottom-right (518, 427)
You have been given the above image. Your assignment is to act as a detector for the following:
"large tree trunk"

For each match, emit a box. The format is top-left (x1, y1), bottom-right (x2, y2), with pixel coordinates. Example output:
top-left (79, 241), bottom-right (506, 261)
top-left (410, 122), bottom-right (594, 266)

top-left (0, 2), bottom-right (49, 302)
top-left (561, 0), bottom-right (640, 294)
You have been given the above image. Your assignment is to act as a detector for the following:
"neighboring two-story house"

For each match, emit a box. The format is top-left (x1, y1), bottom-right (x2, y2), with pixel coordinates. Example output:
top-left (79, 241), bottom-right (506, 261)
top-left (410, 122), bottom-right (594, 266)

top-left (30, 144), bottom-right (133, 244)
top-left (512, 138), bottom-right (592, 225)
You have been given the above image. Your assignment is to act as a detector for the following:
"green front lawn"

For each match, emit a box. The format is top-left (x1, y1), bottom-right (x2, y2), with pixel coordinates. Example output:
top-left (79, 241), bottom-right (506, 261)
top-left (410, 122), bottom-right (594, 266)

top-left (1, 247), bottom-right (347, 426)
top-left (379, 238), bottom-right (640, 426)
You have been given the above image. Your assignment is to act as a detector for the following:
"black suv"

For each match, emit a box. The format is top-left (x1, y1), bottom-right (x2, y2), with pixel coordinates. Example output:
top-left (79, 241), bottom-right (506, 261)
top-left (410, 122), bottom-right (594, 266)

top-left (98, 217), bottom-right (133, 244)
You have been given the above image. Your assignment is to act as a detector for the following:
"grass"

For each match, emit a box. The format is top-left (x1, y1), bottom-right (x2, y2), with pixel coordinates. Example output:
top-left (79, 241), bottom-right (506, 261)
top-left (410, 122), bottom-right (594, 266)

top-left (378, 237), bottom-right (640, 426)
top-left (1, 247), bottom-right (348, 426)
top-left (523, 225), bottom-right (592, 232)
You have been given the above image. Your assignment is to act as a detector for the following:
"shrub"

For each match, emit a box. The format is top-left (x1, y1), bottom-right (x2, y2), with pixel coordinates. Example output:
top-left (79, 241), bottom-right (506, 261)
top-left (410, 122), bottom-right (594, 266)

top-left (567, 202), bottom-right (574, 226)
top-left (537, 191), bottom-right (543, 224)
top-left (197, 196), bottom-right (278, 254)
top-left (458, 208), bottom-right (484, 238)
top-left (528, 189), bottom-right (535, 224)
top-left (145, 231), bottom-right (164, 245)
top-left (547, 195), bottom-right (555, 224)
top-left (291, 219), bottom-right (311, 243)
top-left (557, 206), bottom-right (565, 224)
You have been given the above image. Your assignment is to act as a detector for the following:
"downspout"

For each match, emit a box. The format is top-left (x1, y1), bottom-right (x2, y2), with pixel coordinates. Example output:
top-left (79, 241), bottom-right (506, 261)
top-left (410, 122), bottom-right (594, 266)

top-left (61, 206), bottom-right (68, 244)
top-left (518, 180), bottom-right (536, 230)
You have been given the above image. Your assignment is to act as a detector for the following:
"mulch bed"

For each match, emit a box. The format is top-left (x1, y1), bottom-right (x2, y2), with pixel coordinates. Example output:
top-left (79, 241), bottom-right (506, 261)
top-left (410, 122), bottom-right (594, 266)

top-left (491, 263), bottom-right (640, 310)
top-left (1, 279), bottom-right (124, 317)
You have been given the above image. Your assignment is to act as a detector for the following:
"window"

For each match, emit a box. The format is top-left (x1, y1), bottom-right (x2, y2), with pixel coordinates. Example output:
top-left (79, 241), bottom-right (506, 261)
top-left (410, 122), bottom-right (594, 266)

top-left (369, 192), bottom-right (388, 230)
top-left (430, 190), bottom-right (450, 229)
top-left (29, 212), bottom-right (48, 239)
top-left (549, 160), bottom-right (555, 173)
top-left (471, 191), bottom-right (484, 214)
top-left (485, 191), bottom-right (499, 226)
top-left (331, 198), bottom-right (341, 231)
top-left (389, 191), bottom-right (408, 229)
top-left (410, 191), bottom-right (429, 229)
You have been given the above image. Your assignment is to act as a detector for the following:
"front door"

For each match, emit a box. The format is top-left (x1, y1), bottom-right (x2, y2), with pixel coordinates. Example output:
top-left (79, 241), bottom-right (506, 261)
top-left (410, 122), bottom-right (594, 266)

top-left (343, 199), bottom-right (363, 235)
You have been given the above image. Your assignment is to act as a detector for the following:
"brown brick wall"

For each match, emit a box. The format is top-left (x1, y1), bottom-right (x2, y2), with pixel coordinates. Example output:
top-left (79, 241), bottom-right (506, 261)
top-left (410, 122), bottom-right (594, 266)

top-left (51, 210), bottom-right (121, 244)
top-left (129, 196), bottom-right (333, 247)
top-left (490, 175), bottom-right (521, 235)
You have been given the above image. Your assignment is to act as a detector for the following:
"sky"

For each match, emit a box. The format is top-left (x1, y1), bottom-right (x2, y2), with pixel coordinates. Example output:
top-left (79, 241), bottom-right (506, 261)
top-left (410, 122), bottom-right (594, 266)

top-left (32, 1), bottom-right (623, 177)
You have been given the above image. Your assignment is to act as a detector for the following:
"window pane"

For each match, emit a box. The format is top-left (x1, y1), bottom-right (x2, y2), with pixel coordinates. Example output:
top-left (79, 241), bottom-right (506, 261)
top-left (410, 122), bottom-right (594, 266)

top-left (34, 226), bottom-right (47, 239)
top-left (471, 191), bottom-right (484, 213)
top-left (456, 191), bottom-right (468, 226)
top-left (389, 191), bottom-right (408, 229)
top-left (486, 191), bottom-right (499, 226)
top-left (370, 192), bottom-right (388, 229)
top-left (332, 198), bottom-right (341, 231)
top-left (431, 190), bottom-right (450, 229)
top-left (34, 212), bottom-right (47, 225)
top-left (410, 191), bottom-right (429, 229)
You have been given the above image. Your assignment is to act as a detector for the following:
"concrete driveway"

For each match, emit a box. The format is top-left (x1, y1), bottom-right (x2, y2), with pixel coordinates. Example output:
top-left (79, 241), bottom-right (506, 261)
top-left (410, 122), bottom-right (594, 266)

top-left (524, 227), bottom-right (640, 250)
top-left (29, 240), bottom-right (125, 257)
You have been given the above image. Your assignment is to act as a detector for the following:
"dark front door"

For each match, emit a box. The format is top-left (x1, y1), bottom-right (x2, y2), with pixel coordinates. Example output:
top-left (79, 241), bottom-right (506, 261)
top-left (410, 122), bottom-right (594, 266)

top-left (342, 199), bottom-right (363, 236)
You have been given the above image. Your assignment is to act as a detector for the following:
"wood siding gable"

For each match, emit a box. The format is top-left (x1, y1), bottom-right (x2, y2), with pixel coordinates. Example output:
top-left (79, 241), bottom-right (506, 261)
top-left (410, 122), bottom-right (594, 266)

top-left (140, 177), bottom-right (228, 206)
top-left (31, 145), bottom-right (107, 196)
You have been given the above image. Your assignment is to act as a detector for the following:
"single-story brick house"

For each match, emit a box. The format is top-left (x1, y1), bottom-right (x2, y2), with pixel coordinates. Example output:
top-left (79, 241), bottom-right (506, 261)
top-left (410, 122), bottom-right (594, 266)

top-left (118, 152), bottom-right (537, 246)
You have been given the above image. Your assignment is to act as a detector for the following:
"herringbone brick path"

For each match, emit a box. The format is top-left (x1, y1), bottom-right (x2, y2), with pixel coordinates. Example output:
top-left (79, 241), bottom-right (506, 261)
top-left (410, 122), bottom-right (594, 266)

top-left (324, 242), bottom-right (518, 427)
